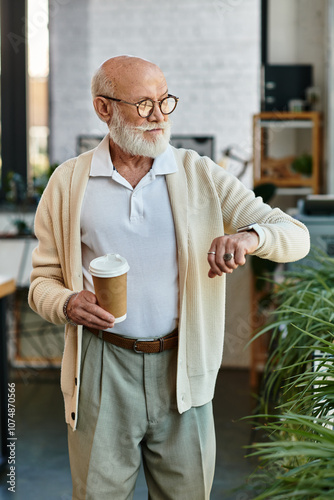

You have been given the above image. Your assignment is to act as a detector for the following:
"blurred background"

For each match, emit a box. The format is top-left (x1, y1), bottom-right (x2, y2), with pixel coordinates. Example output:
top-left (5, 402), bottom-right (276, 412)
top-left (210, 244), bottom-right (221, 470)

top-left (0, 0), bottom-right (333, 498)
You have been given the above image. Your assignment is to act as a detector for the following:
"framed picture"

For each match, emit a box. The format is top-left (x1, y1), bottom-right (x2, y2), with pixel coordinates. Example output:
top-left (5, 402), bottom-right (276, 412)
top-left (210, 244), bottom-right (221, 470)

top-left (77, 135), bottom-right (104, 155)
top-left (170, 135), bottom-right (215, 160)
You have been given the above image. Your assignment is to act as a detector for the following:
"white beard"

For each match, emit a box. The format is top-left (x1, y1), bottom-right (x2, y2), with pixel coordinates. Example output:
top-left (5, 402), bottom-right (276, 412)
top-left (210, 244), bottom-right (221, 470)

top-left (108, 105), bottom-right (171, 158)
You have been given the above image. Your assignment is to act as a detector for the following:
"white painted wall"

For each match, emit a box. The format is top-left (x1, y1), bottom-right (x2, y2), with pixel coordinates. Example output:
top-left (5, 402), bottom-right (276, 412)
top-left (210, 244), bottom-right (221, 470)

top-left (268, 0), bottom-right (299, 64)
top-left (268, 0), bottom-right (327, 94)
top-left (49, 0), bottom-right (261, 170)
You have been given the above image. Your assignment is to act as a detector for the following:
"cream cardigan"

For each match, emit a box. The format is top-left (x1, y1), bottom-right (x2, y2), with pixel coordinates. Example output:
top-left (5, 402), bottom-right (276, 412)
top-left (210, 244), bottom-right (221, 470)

top-left (28, 147), bottom-right (310, 430)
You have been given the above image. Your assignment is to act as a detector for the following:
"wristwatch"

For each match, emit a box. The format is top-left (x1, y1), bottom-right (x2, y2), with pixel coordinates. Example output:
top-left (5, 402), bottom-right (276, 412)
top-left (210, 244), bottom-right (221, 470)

top-left (237, 223), bottom-right (264, 248)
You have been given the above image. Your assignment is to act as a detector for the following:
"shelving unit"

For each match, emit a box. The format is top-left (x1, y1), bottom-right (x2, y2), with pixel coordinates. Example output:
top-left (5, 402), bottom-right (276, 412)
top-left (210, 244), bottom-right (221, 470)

top-left (253, 111), bottom-right (322, 194)
top-left (250, 111), bottom-right (322, 389)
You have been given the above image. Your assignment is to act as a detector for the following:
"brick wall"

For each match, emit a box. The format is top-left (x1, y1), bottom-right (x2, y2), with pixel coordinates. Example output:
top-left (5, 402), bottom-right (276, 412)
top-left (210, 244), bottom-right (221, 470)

top-left (49, 0), bottom-right (261, 170)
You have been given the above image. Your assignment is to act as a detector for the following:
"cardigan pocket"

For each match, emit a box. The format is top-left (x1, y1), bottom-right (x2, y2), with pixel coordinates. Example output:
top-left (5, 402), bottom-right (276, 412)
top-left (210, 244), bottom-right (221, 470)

top-left (60, 328), bottom-right (77, 397)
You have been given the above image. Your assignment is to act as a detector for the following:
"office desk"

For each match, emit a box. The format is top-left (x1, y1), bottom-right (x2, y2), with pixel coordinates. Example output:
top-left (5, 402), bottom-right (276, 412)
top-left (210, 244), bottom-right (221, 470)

top-left (0, 276), bottom-right (15, 471)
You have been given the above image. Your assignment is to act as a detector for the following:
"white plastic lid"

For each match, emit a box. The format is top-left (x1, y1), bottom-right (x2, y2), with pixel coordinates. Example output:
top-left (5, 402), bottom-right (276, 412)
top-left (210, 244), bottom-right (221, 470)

top-left (89, 253), bottom-right (130, 278)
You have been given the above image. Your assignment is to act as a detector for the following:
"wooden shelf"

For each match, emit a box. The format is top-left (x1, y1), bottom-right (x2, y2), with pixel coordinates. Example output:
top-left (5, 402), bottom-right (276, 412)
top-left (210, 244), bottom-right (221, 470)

top-left (255, 177), bottom-right (314, 187)
top-left (256, 111), bottom-right (320, 120)
top-left (253, 111), bottom-right (322, 195)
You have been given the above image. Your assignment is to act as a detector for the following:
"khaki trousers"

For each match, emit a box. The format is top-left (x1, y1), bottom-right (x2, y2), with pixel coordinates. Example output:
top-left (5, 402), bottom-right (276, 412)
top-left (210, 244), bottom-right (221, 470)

top-left (68, 329), bottom-right (216, 500)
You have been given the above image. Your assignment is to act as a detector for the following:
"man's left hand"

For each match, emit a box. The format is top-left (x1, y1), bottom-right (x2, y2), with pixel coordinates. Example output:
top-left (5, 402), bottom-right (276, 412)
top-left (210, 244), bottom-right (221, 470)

top-left (207, 231), bottom-right (259, 278)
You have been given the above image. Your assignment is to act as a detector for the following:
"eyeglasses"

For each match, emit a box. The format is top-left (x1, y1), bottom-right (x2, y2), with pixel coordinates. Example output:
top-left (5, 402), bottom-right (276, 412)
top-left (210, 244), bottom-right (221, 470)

top-left (98, 93), bottom-right (179, 118)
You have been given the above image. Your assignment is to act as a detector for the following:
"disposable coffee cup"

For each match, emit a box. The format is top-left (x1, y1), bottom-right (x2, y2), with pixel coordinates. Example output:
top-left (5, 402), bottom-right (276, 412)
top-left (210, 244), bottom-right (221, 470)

top-left (89, 253), bottom-right (130, 323)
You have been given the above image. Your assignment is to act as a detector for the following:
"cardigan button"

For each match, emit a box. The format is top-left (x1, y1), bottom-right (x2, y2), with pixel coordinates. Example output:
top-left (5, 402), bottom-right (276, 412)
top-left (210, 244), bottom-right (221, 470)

top-left (71, 412), bottom-right (75, 420)
top-left (75, 377), bottom-right (77, 386)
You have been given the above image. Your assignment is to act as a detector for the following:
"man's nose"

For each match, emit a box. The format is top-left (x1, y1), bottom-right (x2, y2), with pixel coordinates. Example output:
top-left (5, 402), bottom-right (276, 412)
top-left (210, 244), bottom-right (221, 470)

top-left (148, 101), bottom-right (165, 121)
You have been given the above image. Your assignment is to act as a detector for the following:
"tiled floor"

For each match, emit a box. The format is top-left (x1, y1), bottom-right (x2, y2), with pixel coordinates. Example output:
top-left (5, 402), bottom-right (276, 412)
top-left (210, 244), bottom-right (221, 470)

top-left (0, 368), bottom-right (257, 500)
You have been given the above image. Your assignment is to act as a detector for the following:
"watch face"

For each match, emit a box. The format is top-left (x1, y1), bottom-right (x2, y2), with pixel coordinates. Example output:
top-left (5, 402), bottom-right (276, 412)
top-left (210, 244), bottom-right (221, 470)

top-left (239, 224), bottom-right (254, 231)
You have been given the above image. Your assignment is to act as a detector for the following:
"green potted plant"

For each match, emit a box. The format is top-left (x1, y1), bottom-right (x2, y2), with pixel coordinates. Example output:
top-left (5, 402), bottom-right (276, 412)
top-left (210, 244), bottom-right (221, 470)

top-left (291, 154), bottom-right (313, 177)
top-left (242, 251), bottom-right (334, 499)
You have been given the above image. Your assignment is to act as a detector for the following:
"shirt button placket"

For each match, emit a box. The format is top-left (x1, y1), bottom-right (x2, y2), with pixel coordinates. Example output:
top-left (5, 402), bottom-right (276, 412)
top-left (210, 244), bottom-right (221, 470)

top-left (130, 189), bottom-right (143, 222)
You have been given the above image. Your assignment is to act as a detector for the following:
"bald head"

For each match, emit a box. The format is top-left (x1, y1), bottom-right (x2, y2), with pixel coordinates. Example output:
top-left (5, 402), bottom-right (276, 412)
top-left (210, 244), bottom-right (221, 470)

top-left (91, 56), bottom-right (166, 100)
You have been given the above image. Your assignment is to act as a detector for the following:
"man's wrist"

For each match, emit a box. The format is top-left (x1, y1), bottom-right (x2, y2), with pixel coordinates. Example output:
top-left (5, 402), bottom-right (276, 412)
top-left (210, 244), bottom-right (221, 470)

top-left (237, 223), bottom-right (264, 249)
top-left (63, 292), bottom-right (79, 326)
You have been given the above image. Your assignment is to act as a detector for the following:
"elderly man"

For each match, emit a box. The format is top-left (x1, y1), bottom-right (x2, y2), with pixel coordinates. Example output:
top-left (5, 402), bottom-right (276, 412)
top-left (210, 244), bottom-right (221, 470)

top-left (29, 55), bottom-right (309, 499)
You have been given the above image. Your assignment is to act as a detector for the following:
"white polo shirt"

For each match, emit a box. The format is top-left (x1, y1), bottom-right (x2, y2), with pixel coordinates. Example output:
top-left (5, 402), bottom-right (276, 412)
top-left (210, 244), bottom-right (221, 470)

top-left (80, 134), bottom-right (179, 338)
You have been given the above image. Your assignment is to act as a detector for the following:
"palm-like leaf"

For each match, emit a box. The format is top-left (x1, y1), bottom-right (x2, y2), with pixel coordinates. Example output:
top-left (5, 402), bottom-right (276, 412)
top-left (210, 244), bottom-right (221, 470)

top-left (244, 250), bottom-right (334, 499)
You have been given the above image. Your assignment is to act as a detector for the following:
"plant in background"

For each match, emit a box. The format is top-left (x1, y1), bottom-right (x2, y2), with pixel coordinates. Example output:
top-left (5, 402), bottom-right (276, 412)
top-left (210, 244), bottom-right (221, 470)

top-left (243, 250), bottom-right (334, 499)
top-left (291, 153), bottom-right (313, 177)
top-left (4, 171), bottom-right (27, 204)
top-left (12, 218), bottom-right (33, 235)
top-left (3, 164), bottom-right (58, 207)
top-left (32, 162), bottom-right (58, 199)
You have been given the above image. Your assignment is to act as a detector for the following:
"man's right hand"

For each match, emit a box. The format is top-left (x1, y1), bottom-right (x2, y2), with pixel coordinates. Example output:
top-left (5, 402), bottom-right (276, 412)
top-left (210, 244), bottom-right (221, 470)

top-left (66, 290), bottom-right (115, 330)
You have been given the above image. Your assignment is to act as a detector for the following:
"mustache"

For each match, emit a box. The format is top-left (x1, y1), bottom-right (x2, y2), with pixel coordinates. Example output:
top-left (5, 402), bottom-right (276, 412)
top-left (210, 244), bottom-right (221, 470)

top-left (135, 121), bottom-right (170, 132)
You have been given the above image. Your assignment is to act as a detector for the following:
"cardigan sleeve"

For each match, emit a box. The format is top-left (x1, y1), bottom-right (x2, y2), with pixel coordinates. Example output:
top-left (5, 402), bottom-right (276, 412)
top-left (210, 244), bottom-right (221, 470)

top-left (210, 162), bottom-right (310, 263)
top-left (28, 166), bottom-right (75, 325)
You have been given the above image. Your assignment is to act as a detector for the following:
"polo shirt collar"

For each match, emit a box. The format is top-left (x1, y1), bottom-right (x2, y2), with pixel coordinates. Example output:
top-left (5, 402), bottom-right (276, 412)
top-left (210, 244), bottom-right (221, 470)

top-left (89, 133), bottom-right (178, 177)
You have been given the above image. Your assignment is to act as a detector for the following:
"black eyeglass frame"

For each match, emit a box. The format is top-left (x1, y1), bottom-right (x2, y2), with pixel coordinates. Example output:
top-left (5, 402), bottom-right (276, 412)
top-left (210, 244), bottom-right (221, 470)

top-left (97, 93), bottom-right (179, 118)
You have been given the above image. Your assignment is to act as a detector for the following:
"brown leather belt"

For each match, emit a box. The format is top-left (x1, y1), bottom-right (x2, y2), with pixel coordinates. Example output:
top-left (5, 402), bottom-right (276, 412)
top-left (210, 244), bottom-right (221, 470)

top-left (86, 327), bottom-right (178, 354)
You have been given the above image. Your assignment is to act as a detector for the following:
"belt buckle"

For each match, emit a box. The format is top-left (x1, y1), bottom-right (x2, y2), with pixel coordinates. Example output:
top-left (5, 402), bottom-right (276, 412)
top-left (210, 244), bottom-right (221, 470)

top-left (133, 337), bottom-right (165, 353)
top-left (133, 339), bottom-right (144, 354)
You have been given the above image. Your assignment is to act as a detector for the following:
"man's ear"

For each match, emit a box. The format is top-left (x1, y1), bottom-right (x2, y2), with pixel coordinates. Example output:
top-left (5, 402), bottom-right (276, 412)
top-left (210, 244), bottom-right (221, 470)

top-left (93, 97), bottom-right (112, 123)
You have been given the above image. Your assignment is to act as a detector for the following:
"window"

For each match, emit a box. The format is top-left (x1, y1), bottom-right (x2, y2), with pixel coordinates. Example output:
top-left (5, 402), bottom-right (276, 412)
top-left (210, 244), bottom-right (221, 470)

top-left (0, 0), bottom-right (49, 204)
top-left (28, 0), bottom-right (49, 188)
